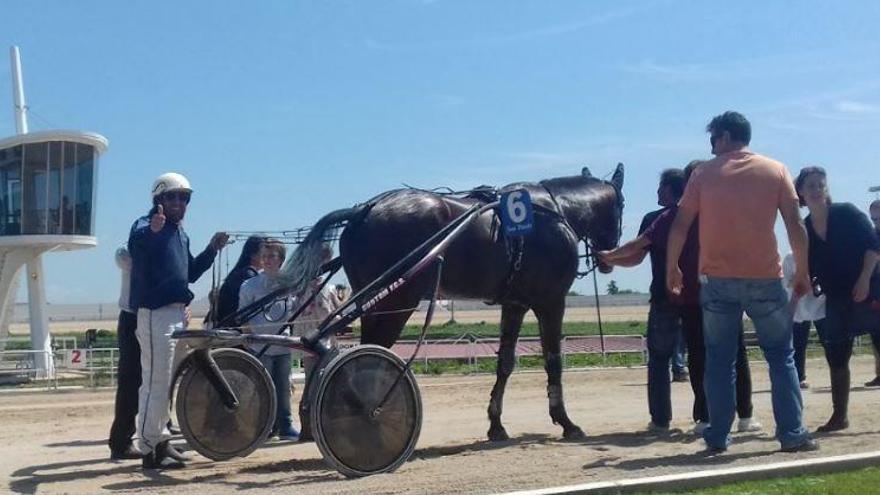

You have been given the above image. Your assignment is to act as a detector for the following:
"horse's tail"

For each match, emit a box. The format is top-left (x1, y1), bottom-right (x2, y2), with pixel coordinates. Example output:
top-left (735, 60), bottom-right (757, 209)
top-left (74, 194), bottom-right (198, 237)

top-left (278, 204), bottom-right (368, 294)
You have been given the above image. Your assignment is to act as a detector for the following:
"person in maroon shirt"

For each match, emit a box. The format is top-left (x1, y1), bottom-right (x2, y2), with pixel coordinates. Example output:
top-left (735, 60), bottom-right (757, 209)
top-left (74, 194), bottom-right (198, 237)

top-left (599, 161), bottom-right (760, 434)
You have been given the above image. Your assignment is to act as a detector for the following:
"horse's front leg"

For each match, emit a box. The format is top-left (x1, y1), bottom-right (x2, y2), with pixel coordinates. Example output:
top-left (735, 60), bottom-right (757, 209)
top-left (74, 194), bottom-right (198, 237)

top-left (487, 304), bottom-right (527, 441)
top-left (535, 300), bottom-right (586, 440)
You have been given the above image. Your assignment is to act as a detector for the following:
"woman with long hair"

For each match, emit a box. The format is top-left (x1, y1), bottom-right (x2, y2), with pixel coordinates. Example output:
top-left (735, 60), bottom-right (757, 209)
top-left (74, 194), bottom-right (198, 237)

top-left (795, 166), bottom-right (880, 432)
top-left (211, 235), bottom-right (264, 327)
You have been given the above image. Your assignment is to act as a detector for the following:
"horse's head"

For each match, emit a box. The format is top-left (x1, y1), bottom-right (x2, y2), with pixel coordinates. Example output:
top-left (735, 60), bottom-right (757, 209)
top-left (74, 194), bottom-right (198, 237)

top-left (540, 163), bottom-right (625, 274)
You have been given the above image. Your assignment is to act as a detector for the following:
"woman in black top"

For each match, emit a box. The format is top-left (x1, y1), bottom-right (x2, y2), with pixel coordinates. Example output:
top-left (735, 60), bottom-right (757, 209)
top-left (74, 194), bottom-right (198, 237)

top-left (796, 167), bottom-right (880, 432)
top-left (210, 235), bottom-right (265, 327)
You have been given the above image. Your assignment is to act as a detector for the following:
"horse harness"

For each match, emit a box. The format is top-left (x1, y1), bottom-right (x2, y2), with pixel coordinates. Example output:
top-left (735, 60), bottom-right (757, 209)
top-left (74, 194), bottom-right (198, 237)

top-left (478, 182), bottom-right (608, 306)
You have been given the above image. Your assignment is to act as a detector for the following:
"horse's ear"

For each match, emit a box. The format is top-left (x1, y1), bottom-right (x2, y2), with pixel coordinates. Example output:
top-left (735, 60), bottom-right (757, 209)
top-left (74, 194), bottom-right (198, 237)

top-left (581, 166), bottom-right (592, 178)
top-left (611, 162), bottom-right (624, 189)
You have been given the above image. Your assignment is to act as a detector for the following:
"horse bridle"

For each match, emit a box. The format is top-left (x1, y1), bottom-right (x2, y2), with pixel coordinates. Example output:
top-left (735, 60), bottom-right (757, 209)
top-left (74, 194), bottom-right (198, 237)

top-left (538, 178), bottom-right (624, 279)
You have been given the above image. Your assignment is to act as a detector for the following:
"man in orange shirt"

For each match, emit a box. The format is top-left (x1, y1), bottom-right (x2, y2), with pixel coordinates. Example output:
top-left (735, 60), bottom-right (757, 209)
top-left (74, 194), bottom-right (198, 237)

top-left (666, 111), bottom-right (817, 453)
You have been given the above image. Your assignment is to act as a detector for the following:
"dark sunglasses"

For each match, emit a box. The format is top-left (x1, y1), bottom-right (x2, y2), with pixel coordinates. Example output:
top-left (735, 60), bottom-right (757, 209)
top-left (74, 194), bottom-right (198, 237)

top-left (162, 191), bottom-right (191, 203)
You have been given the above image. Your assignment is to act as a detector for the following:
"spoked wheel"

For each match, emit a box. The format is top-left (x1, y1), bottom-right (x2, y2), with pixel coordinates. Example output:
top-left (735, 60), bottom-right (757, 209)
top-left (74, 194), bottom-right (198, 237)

top-left (312, 344), bottom-right (423, 477)
top-left (176, 348), bottom-right (276, 461)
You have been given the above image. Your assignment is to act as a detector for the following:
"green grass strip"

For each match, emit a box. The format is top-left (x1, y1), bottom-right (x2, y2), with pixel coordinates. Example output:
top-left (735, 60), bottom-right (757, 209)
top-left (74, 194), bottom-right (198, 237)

top-left (638, 465), bottom-right (880, 494)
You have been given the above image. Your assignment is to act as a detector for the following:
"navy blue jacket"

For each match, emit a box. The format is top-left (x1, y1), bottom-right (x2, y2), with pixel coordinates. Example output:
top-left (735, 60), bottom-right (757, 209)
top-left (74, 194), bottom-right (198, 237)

top-left (128, 209), bottom-right (217, 310)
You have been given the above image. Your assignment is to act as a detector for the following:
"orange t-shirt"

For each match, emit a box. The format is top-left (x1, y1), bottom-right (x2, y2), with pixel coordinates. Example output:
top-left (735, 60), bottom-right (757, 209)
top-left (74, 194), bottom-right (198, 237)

top-left (678, 150), bottom-right (797, 279)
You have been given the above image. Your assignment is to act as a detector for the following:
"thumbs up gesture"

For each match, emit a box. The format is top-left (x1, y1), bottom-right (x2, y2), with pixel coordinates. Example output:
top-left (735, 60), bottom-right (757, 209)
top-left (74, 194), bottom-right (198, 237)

top-left (150, 204), bottom-right (166, 233)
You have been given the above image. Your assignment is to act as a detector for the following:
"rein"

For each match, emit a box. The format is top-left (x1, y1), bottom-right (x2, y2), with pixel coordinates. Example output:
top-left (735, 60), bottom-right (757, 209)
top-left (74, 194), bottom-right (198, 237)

top-left (538, 181), bottom-right (619, 358)
top-left (535, 181), bottom-right (610, 280)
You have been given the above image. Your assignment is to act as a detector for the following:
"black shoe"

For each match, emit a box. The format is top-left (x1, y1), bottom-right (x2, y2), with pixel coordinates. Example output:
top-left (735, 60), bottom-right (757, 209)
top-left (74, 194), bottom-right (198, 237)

top-left (865, 377), bottom-right (880, 387)
top-left (781, 438), bottom-right (820, 453)
top-left (703, 444), bottom-right (727, 456)
top-left (110, 444), bottom-right (142, 460)
top-left (672, 372), bottom-right (690, 383)
top-left (142, 448), bottom-right (186, 470)
top-left (161, 441), bottom-right (192, 462)
top-left (167, 422), bottom-right (182, 435)
top-left (816, 417), bottom-right (849, 433)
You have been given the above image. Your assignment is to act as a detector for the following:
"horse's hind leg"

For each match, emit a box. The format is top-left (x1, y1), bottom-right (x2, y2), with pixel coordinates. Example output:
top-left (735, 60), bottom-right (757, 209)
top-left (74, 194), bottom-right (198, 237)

top-left (359, 290), bottom-right (420, 348)
top-left (487, 303), bottom-right (528, 441)
top-left (535, 300), bottom-right (586, 441)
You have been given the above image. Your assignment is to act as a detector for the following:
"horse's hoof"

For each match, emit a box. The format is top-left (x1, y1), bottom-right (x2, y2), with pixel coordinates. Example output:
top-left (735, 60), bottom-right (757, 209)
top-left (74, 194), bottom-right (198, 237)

top-left (563, 426), bottom-right (587, 441)
top-left (487, 426), bottom-right (510, 442)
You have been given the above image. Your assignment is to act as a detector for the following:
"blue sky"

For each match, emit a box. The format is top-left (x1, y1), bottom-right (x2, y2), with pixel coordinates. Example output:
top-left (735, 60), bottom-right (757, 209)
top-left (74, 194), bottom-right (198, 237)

top-left (2, 1), bottom-right (879, 304)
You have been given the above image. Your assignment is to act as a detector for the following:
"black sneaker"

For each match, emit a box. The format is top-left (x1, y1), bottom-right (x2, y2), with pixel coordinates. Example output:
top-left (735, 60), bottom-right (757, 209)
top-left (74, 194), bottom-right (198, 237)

top-left (865, 377), bottom-right (880, 387)
top-left (110, 445), bottom-right (142, 460)
top-left (161, 441), bottom-right (192, 462)
top-left (703, 444), bottom-right (727, 456)
top-left (142, 445), bottom-right (186, 470)
top-left (781, 438), bottom-right (820, 453)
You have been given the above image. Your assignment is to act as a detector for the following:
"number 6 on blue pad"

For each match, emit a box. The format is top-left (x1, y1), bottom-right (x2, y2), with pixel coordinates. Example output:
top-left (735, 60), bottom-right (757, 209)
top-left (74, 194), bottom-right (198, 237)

top-left (500, 189), bottom-right (534, 236)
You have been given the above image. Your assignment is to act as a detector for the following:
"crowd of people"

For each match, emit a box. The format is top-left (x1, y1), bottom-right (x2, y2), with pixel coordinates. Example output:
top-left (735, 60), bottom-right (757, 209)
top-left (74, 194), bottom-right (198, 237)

top-left (106, 110), bottom-right (879, 469)
top-left (600, 111), bottom-right (880, 454)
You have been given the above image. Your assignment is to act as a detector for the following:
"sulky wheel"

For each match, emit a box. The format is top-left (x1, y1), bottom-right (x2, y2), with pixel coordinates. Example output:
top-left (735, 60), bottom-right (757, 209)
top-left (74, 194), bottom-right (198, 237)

top-left (312, 344), bottom-right (422, 478)
top-left (176, 348), bottom-right (276, 461)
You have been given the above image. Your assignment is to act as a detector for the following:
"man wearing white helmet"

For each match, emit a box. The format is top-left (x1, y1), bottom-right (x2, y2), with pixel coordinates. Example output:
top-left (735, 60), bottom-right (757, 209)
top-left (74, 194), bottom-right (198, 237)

top-left (128, 172), bottom-right (228, 469)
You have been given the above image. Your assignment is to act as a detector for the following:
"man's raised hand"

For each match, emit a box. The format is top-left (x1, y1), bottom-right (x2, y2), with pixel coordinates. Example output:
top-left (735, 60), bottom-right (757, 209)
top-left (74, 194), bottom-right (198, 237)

top-left (210, 232), bottom-right (230, 251)
top-left (150, 205), bottom-right (166, 233)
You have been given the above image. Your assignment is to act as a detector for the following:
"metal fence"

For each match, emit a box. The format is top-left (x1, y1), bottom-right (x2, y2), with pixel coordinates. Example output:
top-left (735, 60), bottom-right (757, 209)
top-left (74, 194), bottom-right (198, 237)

top-left (0, 333), bottom-right (646, 390)
top-left (350, 334), bottom-right (648, 372)
top-left (53, 347), bottom-right (119, 388)
top-left (0, 349), bottom-right (57, 389)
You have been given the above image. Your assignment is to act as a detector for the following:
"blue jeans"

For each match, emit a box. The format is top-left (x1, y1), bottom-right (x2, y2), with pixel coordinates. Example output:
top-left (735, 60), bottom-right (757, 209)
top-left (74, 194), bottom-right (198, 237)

top-left (673, 329), bottom-right (687, 375)
top-left (700, 277), bottom-right (809, 450)
top-left (259, 353), bottom-right (294, 434)
top-left (646, 301), bottom-right (682, 427)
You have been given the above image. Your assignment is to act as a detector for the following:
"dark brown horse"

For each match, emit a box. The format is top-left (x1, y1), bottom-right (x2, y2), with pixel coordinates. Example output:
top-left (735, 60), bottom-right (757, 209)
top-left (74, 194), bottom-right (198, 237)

top-left (283, 164), bottom-right (624, 441)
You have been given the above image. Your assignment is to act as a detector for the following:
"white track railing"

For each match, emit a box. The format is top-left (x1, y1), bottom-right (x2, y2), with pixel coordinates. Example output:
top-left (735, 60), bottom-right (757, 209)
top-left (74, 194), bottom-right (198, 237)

top-left (53, 347), bottom-right (117, 388)
top-left (0, 349), bottom-right (57, 389)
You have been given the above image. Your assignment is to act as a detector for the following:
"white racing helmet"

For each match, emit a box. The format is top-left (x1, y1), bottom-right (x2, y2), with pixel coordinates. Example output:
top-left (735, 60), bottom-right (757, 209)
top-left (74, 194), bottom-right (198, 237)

top-left (151, 172), bottom-right (193, 199)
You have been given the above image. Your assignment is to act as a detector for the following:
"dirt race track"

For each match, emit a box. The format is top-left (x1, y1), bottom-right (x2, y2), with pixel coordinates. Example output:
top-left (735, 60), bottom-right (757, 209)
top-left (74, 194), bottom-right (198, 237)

top-left (3, 357), bottom-right (880, 495)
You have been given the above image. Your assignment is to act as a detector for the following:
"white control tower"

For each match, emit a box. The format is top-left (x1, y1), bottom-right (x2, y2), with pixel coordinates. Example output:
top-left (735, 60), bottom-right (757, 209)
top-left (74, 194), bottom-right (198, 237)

top-left (0, 47), bottom-right (108, 377)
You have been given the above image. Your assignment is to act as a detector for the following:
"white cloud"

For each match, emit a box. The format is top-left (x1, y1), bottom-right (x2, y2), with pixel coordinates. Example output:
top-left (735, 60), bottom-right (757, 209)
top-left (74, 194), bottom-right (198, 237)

top-left (619, 60), bottom-right (716, 84)
top-left (621, 50), bottom-right (867, 85)
top-left (744, 79), bottom-right (880, 128)
top-left (365, 3), bottom-right (663, 52)
top-left (834, 100), bottom-right (879, 114)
